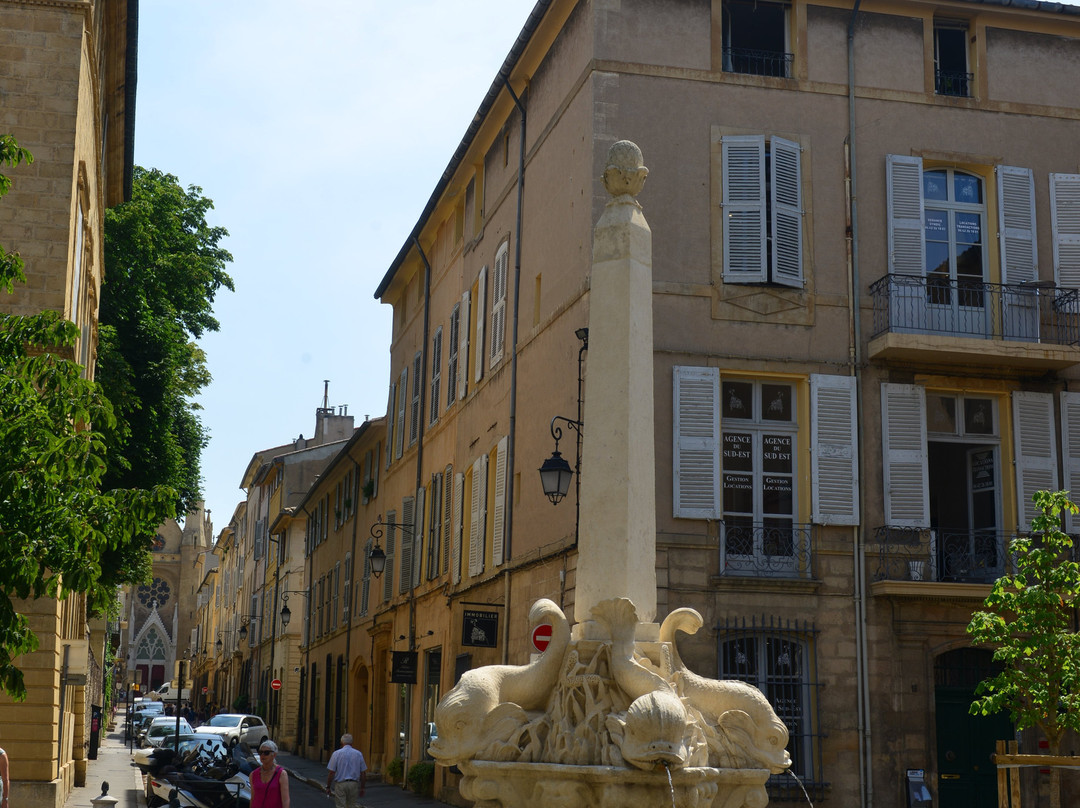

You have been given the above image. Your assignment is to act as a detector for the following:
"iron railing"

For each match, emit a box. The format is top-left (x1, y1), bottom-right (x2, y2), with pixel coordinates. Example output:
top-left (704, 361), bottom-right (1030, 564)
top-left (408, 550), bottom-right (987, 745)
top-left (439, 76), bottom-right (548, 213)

top-left (874, 526), bottom-right (1013, 584)
top-left (722, 47), bottom-right (793, 78)
top-left (870, 275), bottom-right (1080, 346)
top-left (719, 522), bottom-right (815, 579)
top-left (936, 69), bottom-right (973, 97)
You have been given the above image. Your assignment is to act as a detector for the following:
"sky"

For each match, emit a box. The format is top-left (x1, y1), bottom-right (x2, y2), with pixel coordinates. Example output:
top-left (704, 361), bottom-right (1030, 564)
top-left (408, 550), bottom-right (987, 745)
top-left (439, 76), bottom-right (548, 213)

top-left (135, 1), bottom-right (539, 530)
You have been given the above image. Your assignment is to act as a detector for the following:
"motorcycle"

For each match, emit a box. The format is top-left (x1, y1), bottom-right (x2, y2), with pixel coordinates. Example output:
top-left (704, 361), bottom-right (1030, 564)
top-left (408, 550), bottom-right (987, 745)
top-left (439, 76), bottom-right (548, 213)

top-left (149, 738), bottom-right (255, 807)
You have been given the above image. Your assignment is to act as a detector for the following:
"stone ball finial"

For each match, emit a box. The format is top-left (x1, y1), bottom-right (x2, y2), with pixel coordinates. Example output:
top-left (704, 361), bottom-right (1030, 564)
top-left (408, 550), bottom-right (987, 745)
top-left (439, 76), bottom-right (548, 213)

top-left (602, 140), bottom-right (648, 199)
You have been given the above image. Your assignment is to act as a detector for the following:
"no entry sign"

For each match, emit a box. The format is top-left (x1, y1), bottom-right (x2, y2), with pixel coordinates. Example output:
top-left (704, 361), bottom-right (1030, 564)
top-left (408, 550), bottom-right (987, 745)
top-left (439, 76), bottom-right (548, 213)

top-left (532, 623), bottom-right (553, 653)
top-left (270, 679), bottom-right (282, 691)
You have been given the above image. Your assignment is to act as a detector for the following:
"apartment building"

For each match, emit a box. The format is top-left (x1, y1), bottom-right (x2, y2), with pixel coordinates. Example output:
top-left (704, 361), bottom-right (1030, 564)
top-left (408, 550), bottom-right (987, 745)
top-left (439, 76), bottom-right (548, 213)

top-left (363, 1), bottom-right (1080, 807)
top-left (0, 1), bottom-right (135, 805)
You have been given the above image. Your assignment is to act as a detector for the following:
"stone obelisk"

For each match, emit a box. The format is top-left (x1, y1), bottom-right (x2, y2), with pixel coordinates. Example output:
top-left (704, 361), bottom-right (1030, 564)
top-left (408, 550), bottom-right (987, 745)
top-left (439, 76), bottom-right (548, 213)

top-left (574, 140), bottom-right (657, 637)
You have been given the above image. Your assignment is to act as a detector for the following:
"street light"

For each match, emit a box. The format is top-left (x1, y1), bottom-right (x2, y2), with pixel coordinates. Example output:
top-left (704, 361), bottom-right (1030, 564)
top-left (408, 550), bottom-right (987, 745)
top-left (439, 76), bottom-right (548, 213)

top-left (367, 516), bottom-right (414, 580)
top-left (539, 327), bottom-right (588, 512)
top-left (279, 591), bottom-right (311, 628)
top-left (238, 615), bottom-right (259, 642)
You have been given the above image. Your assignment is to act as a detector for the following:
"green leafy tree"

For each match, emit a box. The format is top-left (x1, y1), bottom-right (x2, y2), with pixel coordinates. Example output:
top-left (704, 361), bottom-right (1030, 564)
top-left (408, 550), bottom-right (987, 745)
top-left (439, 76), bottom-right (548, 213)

top-left (967, 489), bottom-right (1080, 808)
top-left (0, 136), bottom-right (176, 699)
top-left (99, 167), bottom-right (233, 513)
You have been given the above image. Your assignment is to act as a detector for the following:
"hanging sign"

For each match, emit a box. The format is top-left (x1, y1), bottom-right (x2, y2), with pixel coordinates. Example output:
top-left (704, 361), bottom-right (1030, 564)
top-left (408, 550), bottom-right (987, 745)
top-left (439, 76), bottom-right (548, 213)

top-left (461, 610), bottom-right (499, 648)
top-left (390, 651), bottom-right (418, 684)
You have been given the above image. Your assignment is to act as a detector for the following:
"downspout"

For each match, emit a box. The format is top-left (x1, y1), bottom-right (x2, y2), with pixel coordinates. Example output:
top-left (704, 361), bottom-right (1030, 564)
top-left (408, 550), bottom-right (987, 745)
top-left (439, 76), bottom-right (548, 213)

top-left (502, 77), bottom-right (527, 666)
top-left (847, 3), bottom-right (872, 806)
top-left (411, 237), bottom-right (432, 505)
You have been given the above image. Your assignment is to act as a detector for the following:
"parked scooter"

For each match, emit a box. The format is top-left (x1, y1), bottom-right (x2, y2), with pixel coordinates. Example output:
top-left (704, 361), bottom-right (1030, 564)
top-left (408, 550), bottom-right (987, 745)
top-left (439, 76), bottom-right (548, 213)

top-left (157, 739), bottom-right (254, 807)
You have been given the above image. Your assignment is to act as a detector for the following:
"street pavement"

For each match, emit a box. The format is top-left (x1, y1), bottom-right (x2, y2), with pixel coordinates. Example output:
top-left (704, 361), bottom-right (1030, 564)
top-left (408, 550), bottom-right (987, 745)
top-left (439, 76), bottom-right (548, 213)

top-left (62, 707), bottom-right (452, 808)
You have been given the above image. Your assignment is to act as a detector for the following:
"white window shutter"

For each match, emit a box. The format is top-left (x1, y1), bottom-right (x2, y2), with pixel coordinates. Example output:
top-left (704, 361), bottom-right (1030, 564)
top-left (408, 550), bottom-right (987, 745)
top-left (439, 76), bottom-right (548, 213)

top-left (447, 306), bottom-right (459, 409)
top-left (430, 327), bottom-right (442, 425)
top-left (721, 135), bottom-right (767, 283)
top-left (474, 266), bottom-right (487, 383)
top-left (360, 540), bottom-right (371, 616)
top-left (672, 366), bottom-right (720, 519)
top-left (492, 437), bottom-right (508, 566)
top-left (382, 514), bottom-right (396, 602)
top-left (459, 291), bottom-right (470, 399)
top-left (811, 374), bottom-right (860, 525)
top-left (386, 382), bottom-right (396, 468)
top-left (1050, 173), bottom-right (1080, 288)
top-left (881, 383), bottom-right (929, 527)
top-left (1060, 392), bottom-right (1080, 533)
top-left (997, 166), bottom-right (1038, 285)
top-left (443, 464), bottom-right (453, 575)
top-left (490, 244), bottom-right (508, 367)
top-left (410, 352), bottom-right (422, 445)
top-left (468, 456), bottom-right (486, 577)
top-left (395, 368), bottom-right (407, 459)
top-left (1013, 391), bottom-right (1058, 530)
top-left (452, 471), bottom-right (464, 584)
top-left (770, 136), bottom-right (803, 288)
top-left (886, 154), bottom-right (925, 276)
top-left (413, 487), bottom-right (426, 588)
top-left (399, 497), bottom-right (415, 594)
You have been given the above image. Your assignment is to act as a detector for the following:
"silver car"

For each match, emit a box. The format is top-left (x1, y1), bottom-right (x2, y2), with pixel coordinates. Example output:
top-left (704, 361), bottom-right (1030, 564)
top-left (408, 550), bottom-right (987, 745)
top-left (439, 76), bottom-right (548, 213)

top-left (194, 713), bottom-right (268, 748)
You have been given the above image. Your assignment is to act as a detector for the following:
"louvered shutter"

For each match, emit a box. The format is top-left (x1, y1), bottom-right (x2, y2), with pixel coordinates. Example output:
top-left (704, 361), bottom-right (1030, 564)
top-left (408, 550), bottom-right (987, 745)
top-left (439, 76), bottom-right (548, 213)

top-left (492, 437), bottom-right (508, 566)
top-left (386, 382), bottom-right (396, 468)
top-left (447, 306), bottom-right (459, 409)
top-left (770, 136), bottom-right (804, 288)
top-left (1013, 391), bottom-right (1058, 530)
top-left (474, 266), bottom-right (487, 383)
top-left (360, 540), bottom-right (371, 617)
top-left (1050, 173), bottom-right (1080, 288)
top-left (669, 365), bottom-right (721, 518)
top-left (395, 367), bottom-right (407, 459)
top-left (382, 514), bottom-right (396, 601)
top-left (998, 166), bottom-right (1038, 284)
top-left (410, 352), bottom-right (422, 444)
top-left (1060, 393), bottom-right (1080, 533)
top-left (881, 383), bottom-right (929, 527)
top-left (490, 244), bottom-right (508, 366)
top-left (673, 366), bottom-right (720, 519)
top-left (721, 135), bottom-right (767, 283)
top-left (427, 473), bottom-right (441, 579)
top-left (468, 456), bottom-right (486, 576)
top-left (399, 497), bottom-right (414, 594)
top-left (811, 374), bottom-right (860, 525)
top-left (443, 464), bottom-right (453, 574)
top-left (430, 328), bottom-right (442, 425)
top-left (886, 154), bottom-right (925, 276)
top-left (413, 487), bottom-right (425, 588)
top-left (452, 471), bottom-right (464, 584)
top-left (459, 291), bottom-right (470, 399)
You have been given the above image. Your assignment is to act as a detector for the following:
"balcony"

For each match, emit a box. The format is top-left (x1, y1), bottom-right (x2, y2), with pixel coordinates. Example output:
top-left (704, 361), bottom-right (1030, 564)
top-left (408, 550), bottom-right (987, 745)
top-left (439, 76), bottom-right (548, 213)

top-left (873, 526), bottom-right (1011, 588)
top-left (935, 69), bottom-right (973, 97)
top-left (868, 275), bottom-right (1080, 369)
top-left (722, 47), bottom-right (793, 79)
top-left (718, 522), bottom-right (815, 579)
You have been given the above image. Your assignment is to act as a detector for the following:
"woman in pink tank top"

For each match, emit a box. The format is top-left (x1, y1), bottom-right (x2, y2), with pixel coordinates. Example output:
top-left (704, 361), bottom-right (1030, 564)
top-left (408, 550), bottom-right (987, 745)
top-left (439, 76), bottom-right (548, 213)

top-left (251, 740), bottom-right (290, 808)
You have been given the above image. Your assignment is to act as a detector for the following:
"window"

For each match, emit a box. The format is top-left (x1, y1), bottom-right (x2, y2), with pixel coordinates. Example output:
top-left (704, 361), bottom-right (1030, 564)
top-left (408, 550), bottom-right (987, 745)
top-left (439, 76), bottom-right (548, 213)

top-left (1050, 173), bottom-right (1080, 289)
top-left (382, 512), bottom-right (396, 602)
top-left (474, 267), bottom-right (487, 384)
top-left (718, 618), bottom-right (823, 801)
top-left (427, 472), bottom-right (442, 580)
top-left (492, 437), bottom-right (508, 567)
top-left (934, 20), bottom-right (971, 97)
top-left (400, 496), bottom-right (416, 595)
top-left (410, 351), bottom-right (422, 445)
top-left (443, 464), bottom-right (453, 576)
top-left (359, 540), bottom-right (371, 618)
top-left (386, 382), bottom-right (396, 468)
top-left (721, 135), bottom-right (803, 288)
top-left (344, 553), bottom-right (352, 623)
top-left (447, 304), bottom-right (460, 410)
top-left (721, 0), bottom-right (792, 78)
top-left (490, 242), bottom-right (509, 366)
top-left (468, 455), bottom-right (488, 577)
top-left (430, 327), bottom-right (443, 425)
top-left (394, 367), bottom-right (407, 459)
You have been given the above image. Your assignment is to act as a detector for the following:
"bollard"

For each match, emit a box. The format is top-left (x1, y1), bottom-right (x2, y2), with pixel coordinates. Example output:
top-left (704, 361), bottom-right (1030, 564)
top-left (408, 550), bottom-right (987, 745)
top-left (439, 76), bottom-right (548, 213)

top-left (89, 780), bottom-right (119, 808)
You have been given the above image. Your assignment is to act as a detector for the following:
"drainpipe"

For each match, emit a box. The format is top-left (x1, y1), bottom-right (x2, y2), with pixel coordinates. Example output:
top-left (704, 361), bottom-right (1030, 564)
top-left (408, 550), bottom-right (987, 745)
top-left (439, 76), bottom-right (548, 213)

top-left (411, 237), bottom-right (432, 505)
top-left (847, 2), bottom-right (873, 806)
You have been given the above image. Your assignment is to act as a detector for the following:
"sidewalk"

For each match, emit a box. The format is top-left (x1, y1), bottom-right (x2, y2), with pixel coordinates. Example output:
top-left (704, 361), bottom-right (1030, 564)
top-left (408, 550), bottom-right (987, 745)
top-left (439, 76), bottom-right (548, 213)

top-left (276, 749), bottom-right (452, 807)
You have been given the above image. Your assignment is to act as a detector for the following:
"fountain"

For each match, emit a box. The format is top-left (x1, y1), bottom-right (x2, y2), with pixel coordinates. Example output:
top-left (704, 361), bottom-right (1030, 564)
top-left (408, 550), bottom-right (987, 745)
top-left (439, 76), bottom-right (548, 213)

top-left (430, 142), bottom-right (790, 807)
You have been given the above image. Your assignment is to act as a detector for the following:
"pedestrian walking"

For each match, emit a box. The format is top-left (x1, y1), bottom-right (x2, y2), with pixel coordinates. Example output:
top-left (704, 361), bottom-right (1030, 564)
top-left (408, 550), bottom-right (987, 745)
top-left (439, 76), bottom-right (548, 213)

top-left (251, 740), bottom-right (290, 808)
top-left (0, 745), bottom-right (9, 808)
top-left (325, 734), bottom-right (367, 807)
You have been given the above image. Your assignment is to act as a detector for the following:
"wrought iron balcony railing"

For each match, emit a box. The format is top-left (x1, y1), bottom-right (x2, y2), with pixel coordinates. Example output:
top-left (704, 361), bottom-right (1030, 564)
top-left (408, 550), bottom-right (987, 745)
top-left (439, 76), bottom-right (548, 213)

top-left (722, 47), bottom-right (793, 78)
top-left (719, 522), bottom-right (815, 579)
top-left (935, 69), bottom-right (973, 97)
top-left (870, 275), bottom-right (1080, 346)
top-left (874, 526), bottom-right (1013, 584)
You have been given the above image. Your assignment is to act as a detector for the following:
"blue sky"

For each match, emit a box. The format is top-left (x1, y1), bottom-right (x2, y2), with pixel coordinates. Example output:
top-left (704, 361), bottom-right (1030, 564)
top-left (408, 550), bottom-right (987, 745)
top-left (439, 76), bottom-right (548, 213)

top-left (135, 1), bottom-right (538, 528)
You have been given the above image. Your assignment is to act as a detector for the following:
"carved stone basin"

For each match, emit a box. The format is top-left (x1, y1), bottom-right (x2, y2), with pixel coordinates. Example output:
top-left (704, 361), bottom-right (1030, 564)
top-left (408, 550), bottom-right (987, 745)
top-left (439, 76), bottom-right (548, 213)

top-left (460, 761), bottom-right (771, 808)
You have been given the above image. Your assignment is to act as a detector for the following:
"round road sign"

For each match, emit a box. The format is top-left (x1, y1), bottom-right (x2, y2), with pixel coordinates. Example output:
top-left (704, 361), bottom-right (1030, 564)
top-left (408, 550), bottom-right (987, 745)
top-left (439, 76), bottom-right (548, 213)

top-left (271, 678), bottom-right (282, 691)
top-left (532, 624), bottom-right (553, 653)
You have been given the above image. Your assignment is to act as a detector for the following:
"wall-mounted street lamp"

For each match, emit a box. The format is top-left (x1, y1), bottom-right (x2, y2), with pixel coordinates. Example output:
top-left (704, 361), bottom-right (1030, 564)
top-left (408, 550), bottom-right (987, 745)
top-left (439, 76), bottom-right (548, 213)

top-left (538, 328), bottom-right (589, 515)
top-left (279, 590), bottom-right (311, 628)
top-left (367, 516), bottom-right (415, 580)
top-left (238, 615), bottom-right (259, 642)
top-left (215, 632), bottom-right (223, 654)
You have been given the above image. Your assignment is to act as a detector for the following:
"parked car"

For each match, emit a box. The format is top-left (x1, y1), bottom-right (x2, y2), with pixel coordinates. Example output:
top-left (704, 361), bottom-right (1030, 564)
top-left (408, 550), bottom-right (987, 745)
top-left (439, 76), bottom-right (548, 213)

top-left (194, 713), bottom-right (268, 747)
top-left (144, 717), bottom-right (194, 747)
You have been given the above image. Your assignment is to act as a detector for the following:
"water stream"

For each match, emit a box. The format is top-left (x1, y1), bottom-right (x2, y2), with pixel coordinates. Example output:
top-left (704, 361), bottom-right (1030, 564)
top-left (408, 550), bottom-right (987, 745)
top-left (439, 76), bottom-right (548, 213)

top-left (787, 769), bottom-right (815, 807)
top-left (663, 763), bottom-right (675, 808)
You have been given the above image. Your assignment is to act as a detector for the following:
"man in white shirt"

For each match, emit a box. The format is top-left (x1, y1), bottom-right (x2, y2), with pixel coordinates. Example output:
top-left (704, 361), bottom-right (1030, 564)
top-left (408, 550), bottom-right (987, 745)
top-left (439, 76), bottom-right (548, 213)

top-left (325, 733), bottom-right (367, 807)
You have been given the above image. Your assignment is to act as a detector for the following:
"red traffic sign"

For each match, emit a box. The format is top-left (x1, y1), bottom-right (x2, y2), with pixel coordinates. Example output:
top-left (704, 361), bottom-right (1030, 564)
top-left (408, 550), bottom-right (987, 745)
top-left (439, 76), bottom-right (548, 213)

top-left (270, 679), bottom-right (282, 691)
top-left (532, 624), bottom-right (553, 653)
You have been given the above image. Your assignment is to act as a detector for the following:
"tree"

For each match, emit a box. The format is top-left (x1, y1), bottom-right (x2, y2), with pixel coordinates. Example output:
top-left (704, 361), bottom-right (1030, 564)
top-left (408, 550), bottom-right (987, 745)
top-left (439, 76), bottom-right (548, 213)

top-left (967, 489), bottom-right (1080, 808)
top-left (99, 167), bottom-right (233, 513)
top-left (0, 136), bottom-right (176, 699)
